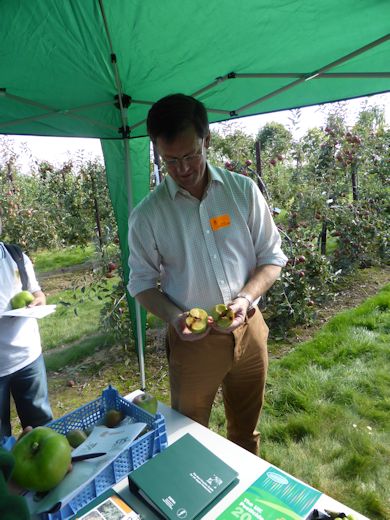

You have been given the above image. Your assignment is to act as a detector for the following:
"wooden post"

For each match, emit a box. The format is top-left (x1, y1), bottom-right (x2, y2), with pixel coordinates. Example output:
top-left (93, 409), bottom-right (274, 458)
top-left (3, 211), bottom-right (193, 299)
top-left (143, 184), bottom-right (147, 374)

top-left (320, 220), bottom-right (327, 255)
top-left (255, 140), bottom-right (265, 195)
top-left (351, 161), bottom-right (359, 201)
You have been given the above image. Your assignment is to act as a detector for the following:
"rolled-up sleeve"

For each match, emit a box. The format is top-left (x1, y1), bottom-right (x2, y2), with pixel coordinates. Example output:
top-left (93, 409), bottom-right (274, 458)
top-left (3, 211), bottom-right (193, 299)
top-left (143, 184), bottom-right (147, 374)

top-left (24, 254), bottom-right (42, 293)
top-left (127, 209), bottom-right (161, 297)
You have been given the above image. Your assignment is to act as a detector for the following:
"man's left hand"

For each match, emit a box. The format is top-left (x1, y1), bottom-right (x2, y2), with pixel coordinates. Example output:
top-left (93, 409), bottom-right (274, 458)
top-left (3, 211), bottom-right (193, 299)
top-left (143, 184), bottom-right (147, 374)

top-left (210, 297), bottom-right (249, 334)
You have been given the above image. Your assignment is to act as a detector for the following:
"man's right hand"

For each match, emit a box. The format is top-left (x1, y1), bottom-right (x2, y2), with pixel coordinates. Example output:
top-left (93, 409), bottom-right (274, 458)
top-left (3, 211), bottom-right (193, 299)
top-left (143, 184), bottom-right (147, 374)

top-left (171, 312), bottom-right (212, 341)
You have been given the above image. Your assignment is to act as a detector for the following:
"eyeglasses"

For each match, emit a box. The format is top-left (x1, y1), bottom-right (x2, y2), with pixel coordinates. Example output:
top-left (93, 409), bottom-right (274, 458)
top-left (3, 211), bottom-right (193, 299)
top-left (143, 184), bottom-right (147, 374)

top-left (162, 141), bottom-right (204, 170)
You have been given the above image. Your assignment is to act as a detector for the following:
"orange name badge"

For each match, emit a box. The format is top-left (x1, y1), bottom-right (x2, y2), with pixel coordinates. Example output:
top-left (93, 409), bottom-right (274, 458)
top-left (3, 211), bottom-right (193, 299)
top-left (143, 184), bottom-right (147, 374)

top-left (210, 214), bottom-right (231, 231)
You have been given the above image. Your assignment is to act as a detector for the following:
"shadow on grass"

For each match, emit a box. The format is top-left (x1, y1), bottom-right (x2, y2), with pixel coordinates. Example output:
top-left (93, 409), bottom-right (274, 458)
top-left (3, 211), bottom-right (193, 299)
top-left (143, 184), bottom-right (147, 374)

top-left (44, 333), bottom-right (114, 372)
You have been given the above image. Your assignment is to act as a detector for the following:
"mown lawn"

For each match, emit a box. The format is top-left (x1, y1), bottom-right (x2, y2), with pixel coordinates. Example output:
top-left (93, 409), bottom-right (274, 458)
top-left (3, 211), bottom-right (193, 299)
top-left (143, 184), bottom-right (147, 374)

top-left (210, 284), bottom-right (390, 519)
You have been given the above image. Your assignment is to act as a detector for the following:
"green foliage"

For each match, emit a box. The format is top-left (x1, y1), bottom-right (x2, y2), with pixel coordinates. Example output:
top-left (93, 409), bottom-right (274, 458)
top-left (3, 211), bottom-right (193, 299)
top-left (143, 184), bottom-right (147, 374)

top-left (0, 155), bottom-right (116, 252)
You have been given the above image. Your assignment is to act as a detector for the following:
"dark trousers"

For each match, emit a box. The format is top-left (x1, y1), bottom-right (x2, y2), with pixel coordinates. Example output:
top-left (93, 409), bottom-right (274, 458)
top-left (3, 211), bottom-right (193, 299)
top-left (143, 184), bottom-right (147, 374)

top-left (166, 308), bottom-right (269, 454)
top-left (0, 354), bottom-right (53, 438)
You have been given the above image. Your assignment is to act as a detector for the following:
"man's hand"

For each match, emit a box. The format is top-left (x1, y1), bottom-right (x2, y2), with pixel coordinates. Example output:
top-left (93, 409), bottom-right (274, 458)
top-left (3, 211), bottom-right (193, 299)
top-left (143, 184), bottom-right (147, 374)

top-left (171, 312), bottom-right (213, 341)
top-left (28, 290), bottom-right (46, 307)
top-left (210, 297), bottom-right (249, 334)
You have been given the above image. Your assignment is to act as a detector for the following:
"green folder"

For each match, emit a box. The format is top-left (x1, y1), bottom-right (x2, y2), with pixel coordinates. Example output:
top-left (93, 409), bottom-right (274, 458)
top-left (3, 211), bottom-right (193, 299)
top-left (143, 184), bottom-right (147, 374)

top-left (128, 433), bottom-right (239, 519)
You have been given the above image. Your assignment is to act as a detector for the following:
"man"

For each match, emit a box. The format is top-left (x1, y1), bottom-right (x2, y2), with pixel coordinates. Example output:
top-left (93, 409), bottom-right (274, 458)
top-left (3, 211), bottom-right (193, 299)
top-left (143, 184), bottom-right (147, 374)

top-left (0, 212), bottom-right (53, 438)
top-left (128, 94), bottom-right (287, 454)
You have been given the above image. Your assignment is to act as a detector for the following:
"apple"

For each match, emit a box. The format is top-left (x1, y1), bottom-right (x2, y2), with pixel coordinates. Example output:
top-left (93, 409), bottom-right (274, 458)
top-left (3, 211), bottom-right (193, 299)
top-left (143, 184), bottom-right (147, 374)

top-left (185, 307), bottom-right (208, 334)
top-left (103, 409), bottom-right (124, 428)
top-left (210, 303), bottom-right (235, 329)
top-left (66, 429), bottom-right (88, 448)
top-left (11, 426), bottom-right (72, 492)
top-left (11, 290), bottom-right (34, 309)
top-left (108, 261), bottom-right (117, 272)
top-left (132, 392), bottom-right (158, 415)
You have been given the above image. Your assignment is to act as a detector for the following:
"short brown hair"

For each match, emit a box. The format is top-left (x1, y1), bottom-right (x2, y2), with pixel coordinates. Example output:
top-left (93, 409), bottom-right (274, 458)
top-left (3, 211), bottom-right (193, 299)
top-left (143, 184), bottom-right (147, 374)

top-left (147, 94), bottom-right (209, 143)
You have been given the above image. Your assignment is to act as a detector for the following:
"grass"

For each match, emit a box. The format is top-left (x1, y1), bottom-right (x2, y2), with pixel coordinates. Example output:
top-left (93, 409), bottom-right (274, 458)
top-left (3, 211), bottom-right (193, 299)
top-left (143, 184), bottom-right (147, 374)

top-left (44, 334), bottom-right (113, 371)
top-left (209, 284), bottom-right (390, 519)
top-left (40, 277), bottom-right (118, 350)
top-left (33, 244), bottom-right (96, 272)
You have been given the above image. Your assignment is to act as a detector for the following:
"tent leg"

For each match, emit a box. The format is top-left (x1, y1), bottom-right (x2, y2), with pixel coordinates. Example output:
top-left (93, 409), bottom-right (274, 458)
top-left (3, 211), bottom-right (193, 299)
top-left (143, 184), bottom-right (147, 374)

top-left (135, 299), bottom-right (146, 390)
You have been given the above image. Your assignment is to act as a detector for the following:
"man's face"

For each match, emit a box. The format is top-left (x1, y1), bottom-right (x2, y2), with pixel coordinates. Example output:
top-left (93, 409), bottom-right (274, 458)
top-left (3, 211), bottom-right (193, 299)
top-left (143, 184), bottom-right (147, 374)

top-left (157, 126), bottom-right (210, 199)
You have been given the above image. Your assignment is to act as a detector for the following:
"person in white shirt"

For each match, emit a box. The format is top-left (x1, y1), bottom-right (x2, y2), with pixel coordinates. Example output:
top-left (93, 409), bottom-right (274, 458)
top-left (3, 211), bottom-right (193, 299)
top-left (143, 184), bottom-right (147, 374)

top-left (128, 94), bottom-right (287, 454)
top-left (0, 213), bottom-right (52, 438)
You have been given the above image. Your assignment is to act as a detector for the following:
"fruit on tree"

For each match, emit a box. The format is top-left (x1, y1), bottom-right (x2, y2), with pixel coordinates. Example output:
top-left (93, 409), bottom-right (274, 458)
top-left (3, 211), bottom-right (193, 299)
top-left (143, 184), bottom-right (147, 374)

top-left (132, 392), bottom-right (158, 415)
top-left (11, 291), bottom-right (34, 309)
top-left (210, 303), bottom-right (235, 328)
top-left (11, 426), bottom-right (72, 492)
top-left (185, 308), bottom-right (208, 334)
top-left (108, 261), bottom-right (117, 272)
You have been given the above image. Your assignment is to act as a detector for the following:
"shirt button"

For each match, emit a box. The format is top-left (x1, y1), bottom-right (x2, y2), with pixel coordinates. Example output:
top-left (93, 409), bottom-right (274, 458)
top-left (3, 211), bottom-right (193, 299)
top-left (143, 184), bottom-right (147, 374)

top-left (220, 280), bottom-right (225, 284)
top-left (206, 230), bottom-right (210, 234)
top-left (213, 255), bottom-right (217, 259)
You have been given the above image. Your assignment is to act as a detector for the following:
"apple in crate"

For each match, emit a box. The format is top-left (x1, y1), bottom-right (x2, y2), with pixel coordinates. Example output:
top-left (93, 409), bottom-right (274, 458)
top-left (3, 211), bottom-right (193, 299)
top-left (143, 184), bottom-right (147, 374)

top-left (132, 392), bottom-right (158, 415)
top-left (11, 426), bottom-right (72, 492)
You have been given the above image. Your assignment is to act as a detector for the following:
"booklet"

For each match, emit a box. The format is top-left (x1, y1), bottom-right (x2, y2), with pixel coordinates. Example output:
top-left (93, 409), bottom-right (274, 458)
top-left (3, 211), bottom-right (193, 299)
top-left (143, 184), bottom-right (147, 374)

top-left (217, 466), bottom-right (322, 520)
top-left (128, 433), bottom-right (239, 520)
top-left (0, 304), bottom-right (57, 319)
top-left (74, 488), bottom-right (141, 519)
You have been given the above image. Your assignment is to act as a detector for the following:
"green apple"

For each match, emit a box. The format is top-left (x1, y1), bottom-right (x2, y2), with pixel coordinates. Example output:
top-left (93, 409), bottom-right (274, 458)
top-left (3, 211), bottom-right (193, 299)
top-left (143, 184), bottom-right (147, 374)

top-left (66, 429), bottom-right (88, 448)
top-left (210, 303), bottom-right (235, 328)
top-left (103, 409), bottom-right (124, 428)
top-left (185, 307), bottom-right (208, 334)
top-left (11, 426), bottom-right (72, 492)
top-left (132, 392), bottom-right (158, 415)
top-left (11, 290), bottom-right (34, 309)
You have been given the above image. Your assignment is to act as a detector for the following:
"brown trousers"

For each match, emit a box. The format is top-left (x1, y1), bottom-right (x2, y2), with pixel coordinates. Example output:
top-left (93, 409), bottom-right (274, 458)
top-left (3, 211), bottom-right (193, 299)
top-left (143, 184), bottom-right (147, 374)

top-left (166, 307), bottom-right (269, 454)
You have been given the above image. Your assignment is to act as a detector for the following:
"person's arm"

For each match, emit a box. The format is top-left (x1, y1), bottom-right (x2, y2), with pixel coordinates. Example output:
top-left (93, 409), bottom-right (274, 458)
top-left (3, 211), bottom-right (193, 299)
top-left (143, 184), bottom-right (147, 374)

top-left (212, 264), bottom-right (282, 333)
top-left (135, 288), bottom-right (212, 342)
top-left (28, 290), bottom-right (46, 307)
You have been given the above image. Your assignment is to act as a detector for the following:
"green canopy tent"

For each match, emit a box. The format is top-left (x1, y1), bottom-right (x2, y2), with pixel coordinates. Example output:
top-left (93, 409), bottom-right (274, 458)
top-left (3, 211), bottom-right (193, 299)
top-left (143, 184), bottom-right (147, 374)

top-left (1, 1), bottom-right (389, 388)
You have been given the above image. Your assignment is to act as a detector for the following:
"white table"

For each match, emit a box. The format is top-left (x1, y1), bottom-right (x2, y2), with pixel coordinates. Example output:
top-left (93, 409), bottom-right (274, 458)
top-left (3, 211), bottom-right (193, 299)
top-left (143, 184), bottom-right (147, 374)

top-left (115, 391), bottom-right (369, 520)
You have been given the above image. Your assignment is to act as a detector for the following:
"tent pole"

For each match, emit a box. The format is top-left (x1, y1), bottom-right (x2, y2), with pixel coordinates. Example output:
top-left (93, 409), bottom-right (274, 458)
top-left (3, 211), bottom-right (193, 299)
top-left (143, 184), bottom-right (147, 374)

top-left (98, 0), bottom-right (146, 391)
top-left (123, 138), bottom-right (146, 391)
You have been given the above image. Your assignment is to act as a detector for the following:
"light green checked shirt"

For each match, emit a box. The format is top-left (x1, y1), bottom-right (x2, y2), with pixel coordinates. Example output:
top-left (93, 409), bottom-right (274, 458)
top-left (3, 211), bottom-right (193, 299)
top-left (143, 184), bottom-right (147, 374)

top-left (128, 164), bottom-right (287, 311)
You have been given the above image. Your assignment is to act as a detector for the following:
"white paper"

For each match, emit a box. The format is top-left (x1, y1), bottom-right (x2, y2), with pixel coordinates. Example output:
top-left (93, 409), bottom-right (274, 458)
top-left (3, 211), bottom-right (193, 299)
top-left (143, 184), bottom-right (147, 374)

top-left (0, 304), bottom-right (57, 319)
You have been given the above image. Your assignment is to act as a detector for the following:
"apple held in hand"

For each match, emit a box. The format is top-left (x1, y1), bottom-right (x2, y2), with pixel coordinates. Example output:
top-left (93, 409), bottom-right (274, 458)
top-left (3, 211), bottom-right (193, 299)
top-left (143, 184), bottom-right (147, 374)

top-left (132, 392), bottom-right (158, 415)
top-left (11, 290), bottom-right (34, 309)
top-left (11, 426), bottom-right (72, 492)
top-left (210, 303), bottom-right (235, 329)
top-left (185, 308), bottom-right (208, 334)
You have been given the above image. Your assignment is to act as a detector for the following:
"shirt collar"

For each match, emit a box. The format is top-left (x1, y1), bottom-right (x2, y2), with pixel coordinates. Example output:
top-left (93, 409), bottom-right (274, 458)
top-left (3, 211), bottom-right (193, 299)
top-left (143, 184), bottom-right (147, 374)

top-left (165, 162), bottom-right (225, 200)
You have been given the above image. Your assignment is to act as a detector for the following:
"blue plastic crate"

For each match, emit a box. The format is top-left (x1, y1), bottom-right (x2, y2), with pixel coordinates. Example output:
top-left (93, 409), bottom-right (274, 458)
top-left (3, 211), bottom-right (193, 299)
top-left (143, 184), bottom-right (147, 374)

top-left (36, 385), bottom-right (168, 520)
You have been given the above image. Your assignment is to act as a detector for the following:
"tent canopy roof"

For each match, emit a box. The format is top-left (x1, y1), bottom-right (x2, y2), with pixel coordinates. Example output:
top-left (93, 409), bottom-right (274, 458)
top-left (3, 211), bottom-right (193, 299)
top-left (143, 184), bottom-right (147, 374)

top-left (1, 0), bottom-right (389, 140)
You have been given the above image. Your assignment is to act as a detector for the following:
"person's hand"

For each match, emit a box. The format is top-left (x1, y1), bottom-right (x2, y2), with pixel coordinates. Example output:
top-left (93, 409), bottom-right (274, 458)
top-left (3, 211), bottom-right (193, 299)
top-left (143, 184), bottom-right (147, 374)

top-left (210, 297), bottom-right (249, 334)
top-left (28, 291), bottom-right (46, 307)
top-left (171, 312), bottom-right (212, 342)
